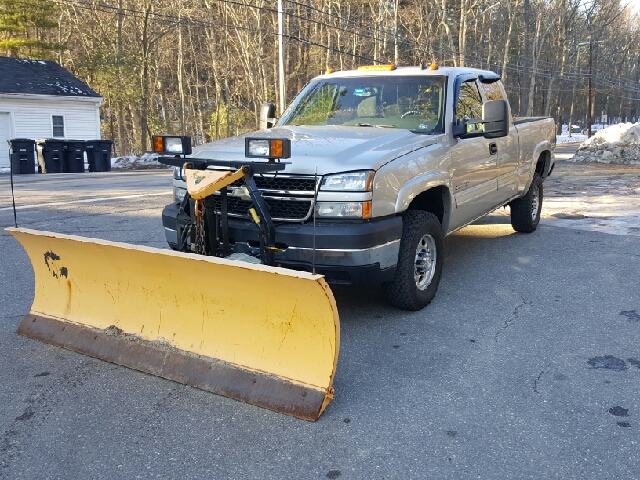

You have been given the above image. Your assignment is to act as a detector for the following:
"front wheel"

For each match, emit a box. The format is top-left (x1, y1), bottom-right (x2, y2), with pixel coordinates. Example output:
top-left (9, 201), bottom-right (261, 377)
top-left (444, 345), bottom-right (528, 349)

top-left (510, 173), bottom-right (543, 233)
top-left (384, 211), bottom-right (444, 311)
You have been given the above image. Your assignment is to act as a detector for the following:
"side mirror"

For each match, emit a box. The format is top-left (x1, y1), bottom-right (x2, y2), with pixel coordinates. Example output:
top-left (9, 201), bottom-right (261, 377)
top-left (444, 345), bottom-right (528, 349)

top-left (482, 100), bottom-right (509, 138)
top-left (452, 121), bottom-right (466, 137)
top-left (452, 118), bottom-right (484, 138)
top-left (259, 103), bottom-right (277, 130)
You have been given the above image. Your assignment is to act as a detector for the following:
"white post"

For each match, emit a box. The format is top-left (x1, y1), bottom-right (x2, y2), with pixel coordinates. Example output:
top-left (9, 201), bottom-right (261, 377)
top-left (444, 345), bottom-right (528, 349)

top-left (278, 0), bottom-right (286, 114)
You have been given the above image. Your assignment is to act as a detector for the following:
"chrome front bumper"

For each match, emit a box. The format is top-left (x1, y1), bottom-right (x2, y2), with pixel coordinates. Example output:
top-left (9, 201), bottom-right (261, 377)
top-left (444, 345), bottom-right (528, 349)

top-left (274, 240), bottom-right (399, 269)
top-left (164, 225), bottom-right (399, 270)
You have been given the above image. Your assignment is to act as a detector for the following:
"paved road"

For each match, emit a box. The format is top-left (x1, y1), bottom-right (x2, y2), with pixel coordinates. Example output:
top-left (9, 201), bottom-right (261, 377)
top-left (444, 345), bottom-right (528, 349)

top-left (1, 156), bottom-right (639, 479)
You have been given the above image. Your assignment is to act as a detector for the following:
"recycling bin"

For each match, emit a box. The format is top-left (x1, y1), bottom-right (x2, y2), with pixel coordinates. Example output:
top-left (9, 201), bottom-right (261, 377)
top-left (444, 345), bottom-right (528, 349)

top-left (63, 140), bottom-right (86, 173)
top-left (36, 139), bottom-right (65, 173)
top-left (8, 138), bottom-right (36, 174)
top-left (85, 140), bottom-right (113, 172)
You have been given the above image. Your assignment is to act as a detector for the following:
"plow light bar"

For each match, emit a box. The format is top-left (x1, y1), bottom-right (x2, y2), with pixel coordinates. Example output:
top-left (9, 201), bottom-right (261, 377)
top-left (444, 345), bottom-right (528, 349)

top-left (245, 138), bottom-right (291, 159)
top-left (152, 135), bottom-right (192, 155)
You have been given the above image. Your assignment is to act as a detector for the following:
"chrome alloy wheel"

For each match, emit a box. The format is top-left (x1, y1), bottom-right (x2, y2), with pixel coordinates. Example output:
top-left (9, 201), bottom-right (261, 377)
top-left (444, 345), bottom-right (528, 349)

top-left (414, 234), bottom-right (437, 290)
top-left (531, 184), bottom-right (540, 221)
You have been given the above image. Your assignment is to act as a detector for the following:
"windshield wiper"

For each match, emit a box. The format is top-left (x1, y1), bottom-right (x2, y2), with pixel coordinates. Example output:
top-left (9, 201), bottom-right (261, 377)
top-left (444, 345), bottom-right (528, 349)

top-left (354, 123), bottom-right (396, 128)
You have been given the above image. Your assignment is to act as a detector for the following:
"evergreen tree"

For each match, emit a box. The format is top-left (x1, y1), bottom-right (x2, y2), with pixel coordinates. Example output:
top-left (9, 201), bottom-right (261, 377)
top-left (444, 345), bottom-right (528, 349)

top-left (0, 0), bottom-right (63, 58)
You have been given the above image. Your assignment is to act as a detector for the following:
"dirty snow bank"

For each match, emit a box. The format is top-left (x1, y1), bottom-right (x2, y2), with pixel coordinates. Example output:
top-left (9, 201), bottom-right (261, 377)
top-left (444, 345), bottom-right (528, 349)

top-left (570, 123), bottom-right (640, 164)
top-left (111, 153), bottom-right (169, 169)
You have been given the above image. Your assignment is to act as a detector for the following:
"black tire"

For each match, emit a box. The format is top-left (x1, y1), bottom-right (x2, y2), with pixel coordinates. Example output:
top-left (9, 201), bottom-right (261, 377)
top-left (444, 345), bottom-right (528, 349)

top-left (510, 173), bottom-right (543, 233)
top-left (384, 211), bottom-right (444, 311)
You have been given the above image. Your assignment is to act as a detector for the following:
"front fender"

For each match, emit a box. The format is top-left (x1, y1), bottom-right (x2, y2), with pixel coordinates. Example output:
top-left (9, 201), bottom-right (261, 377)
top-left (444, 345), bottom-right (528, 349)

top-left (394, 172), bottom-right (453, 233)
top-left (371, 140), bottom-right (450, 219)
top-left (395, 171), bottom-right (452, 213)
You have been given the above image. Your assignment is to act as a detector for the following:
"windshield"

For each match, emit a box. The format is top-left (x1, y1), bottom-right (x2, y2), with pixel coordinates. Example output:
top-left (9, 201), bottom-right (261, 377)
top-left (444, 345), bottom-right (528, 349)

top-left (278, 75), bottom-right (445, 134)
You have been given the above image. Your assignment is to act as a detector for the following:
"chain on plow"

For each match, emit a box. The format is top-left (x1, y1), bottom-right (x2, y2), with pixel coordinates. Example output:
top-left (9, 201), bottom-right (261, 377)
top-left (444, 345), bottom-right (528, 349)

top-left (194, 199), bottom-right (207, 255)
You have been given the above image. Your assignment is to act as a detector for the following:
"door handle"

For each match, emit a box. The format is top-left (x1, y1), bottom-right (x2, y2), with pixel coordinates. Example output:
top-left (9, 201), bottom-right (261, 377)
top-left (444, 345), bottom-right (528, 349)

top-left (489, 143), bottom-right (498, 155)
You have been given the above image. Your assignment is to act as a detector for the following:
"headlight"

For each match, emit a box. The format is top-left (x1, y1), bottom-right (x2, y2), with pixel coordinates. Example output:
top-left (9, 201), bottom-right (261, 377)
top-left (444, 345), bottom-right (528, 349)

top-left (173, 167), bottom-right (186, 180)
top-left (245, 137), bottom-right (291, 159)
top-left (165, 137), bottom-right (183, 153)
top-left (315, 201), bottom-right (371, 219)
top-left (320, 171), bottom-right (374, 191)
top-left (174, 187), bottom-right (187, 203)
top-left (247, 139), bottom-right (270, 157)
top-left (152, 135), bottom-right (192, 155)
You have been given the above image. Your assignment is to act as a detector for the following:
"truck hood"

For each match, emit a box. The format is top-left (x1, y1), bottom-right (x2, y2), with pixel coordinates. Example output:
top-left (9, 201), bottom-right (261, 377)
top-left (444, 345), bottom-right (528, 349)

top-left (191, 126), bottom-right (438, 175)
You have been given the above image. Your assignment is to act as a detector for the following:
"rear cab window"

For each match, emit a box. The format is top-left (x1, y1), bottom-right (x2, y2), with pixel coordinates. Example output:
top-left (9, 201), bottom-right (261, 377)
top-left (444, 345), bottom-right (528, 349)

top-left (479, 81), bottom-right (505, 101)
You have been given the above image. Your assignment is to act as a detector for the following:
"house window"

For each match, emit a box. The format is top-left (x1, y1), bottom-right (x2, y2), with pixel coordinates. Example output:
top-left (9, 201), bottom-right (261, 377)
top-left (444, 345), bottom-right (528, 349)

top-left (52, 115), bottom-right (65, 137)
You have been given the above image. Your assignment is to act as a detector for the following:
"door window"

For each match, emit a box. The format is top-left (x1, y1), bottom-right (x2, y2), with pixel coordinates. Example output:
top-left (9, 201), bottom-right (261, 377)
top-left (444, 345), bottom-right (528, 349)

top-left (456, 81), bottom-right (483, 133)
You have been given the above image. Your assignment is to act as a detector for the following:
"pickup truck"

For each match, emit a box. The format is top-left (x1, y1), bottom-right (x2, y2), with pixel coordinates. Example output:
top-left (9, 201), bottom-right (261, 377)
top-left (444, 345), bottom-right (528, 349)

top-left (161, 65), bottom-right (556, 311)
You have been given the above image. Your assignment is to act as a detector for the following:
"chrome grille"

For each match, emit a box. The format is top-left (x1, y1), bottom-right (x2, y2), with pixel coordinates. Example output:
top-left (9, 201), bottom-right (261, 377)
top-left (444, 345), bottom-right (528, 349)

top-left (212, 174), bottom-right (316, 222)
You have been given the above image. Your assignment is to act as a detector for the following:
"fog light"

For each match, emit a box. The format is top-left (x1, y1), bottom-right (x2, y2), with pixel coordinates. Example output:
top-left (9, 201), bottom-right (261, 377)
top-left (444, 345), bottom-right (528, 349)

top-left (174, 187), bottom-right (186, 203)
top-left (315, 201), bottom-right (371, 218)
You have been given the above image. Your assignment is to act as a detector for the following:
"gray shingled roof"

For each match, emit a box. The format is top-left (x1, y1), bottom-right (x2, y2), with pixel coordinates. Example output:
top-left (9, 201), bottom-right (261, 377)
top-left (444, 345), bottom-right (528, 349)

top-left (0, 56), bottom-right (101, 98)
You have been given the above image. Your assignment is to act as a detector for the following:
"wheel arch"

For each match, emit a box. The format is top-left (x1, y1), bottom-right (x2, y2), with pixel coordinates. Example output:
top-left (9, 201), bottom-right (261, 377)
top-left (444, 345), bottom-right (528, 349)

top-left (531, 140), bottom-right (554, 180)
top-left (535, 149), bottom-right (553, 180)
top-left (396, 180), bottom-right (453, 234)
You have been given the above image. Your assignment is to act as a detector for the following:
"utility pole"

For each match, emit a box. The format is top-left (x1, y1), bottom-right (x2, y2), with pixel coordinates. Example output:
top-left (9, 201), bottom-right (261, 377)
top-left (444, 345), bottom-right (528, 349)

top-left (587, 38), bottom-right (593, 138)
top-left (116, 0), bottom-right (125, 155)
top-left (585, 39), bottom-right (604, 138)
top-left (520, 0), bottom-right (532, 116)
top-left (224, 4), bottom-right (230, 138)
top-left (278, 0), bottom-right (286, 114)
top-left (568, 43), bottom-right (587, 138)
top-left (394, 0), bottom-right (400, 65)
top-left (178, 12), bottom-right (186, 136)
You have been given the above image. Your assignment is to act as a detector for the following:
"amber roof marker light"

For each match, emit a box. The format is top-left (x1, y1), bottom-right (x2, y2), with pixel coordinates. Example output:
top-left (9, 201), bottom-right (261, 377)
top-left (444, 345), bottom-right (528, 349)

top-left (357, 64), bottom-right (396, 71)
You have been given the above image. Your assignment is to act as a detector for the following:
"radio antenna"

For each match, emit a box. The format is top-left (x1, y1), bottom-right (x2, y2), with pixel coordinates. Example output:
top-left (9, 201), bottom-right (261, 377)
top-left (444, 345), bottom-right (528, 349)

top-left (312, 166), bottom-right (318, 275)
top-left (9, 145), bottom-right (18, 228)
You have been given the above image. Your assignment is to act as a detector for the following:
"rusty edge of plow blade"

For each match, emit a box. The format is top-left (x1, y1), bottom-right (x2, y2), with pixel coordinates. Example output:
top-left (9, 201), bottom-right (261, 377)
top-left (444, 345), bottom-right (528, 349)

top-left (7, 227), bottom-right (340, 421)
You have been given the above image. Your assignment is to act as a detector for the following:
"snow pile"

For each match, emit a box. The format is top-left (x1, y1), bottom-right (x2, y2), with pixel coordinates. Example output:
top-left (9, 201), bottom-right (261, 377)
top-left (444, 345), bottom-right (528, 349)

top-left (0, 167), bottom-right (10, 174)
top-left (111, 153), bottom-right (168, 169)
top-left (571, 123), bottom-right (640, 164)
top-left (584, 122), bottom-right (640, 144)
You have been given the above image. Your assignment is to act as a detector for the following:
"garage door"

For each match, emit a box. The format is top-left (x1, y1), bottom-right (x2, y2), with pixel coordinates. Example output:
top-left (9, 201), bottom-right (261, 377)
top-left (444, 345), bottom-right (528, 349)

top-left (0, 113), bottom-right (10, 169)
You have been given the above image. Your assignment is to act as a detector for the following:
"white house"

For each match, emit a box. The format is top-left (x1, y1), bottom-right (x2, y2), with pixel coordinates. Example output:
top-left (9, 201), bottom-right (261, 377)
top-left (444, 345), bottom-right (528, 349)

top-left (0, 56), bottom-right (102, 169)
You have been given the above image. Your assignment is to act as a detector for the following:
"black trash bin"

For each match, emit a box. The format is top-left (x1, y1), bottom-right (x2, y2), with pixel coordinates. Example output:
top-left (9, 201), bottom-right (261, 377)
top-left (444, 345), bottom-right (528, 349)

top-left (36, 139), bottom-right (65, 173)
top-left (8, 139), bottom-right (36, 174)
top-left (63, 140), bottom-right (86, 173)
top-left (85, 140), bottom-right (113, 172)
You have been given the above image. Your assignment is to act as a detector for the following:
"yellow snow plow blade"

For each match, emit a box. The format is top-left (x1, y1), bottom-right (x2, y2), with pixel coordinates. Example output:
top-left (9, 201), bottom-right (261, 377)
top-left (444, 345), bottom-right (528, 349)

top-left (7, 227), bottom-right (340, 421)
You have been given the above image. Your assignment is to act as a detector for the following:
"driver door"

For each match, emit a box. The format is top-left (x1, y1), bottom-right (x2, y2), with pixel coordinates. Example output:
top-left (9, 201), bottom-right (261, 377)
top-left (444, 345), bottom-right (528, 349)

top-left (449, 79), bottom-right (500, 228)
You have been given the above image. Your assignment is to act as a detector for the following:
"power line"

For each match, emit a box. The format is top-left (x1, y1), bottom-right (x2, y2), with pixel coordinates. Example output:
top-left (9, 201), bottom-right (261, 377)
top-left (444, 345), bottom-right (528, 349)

top-left (56, 0), bottom-right (640, 102)
top-left (282, 0), bottom-right (640, 91)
